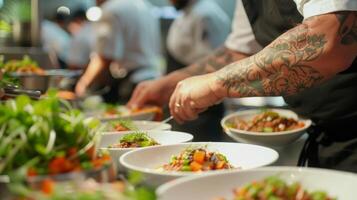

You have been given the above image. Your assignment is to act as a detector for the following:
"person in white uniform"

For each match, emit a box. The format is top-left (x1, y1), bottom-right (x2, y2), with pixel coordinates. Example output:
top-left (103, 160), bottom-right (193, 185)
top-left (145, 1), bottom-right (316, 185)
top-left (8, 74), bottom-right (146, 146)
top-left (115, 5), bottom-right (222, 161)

top-left (41, 13), bottom-right (71, 68)
top-left (167, 0), bottom-right (230, 65)
top-left (67, 9), bottom-right (96, 70)
top-left (75, 0), bottom-right (162, 102)
top-left (128, 0), bottom-right (357, 171)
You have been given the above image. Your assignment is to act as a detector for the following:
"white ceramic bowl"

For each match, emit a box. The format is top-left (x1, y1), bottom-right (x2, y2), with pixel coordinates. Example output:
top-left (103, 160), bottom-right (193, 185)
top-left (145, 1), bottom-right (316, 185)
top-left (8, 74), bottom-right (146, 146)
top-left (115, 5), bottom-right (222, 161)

top-left (157, 167), bottom-right (357, 200)
top-left (221, 109), bottom-right (312, 147)
top-left (99, 131), bottom-right (193, 171)
top-left (104, 120), bottom-right (172, 132)
top-left (120, 142), bottom-right (278, 187)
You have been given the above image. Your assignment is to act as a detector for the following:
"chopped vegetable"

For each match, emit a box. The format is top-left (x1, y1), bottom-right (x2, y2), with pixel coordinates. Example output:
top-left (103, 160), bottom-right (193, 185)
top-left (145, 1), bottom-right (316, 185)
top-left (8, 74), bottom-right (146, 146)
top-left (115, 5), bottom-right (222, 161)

top-left (162, 147), bottom-right (235, 172)
top-left (108, 132), bottom-right (159, 148)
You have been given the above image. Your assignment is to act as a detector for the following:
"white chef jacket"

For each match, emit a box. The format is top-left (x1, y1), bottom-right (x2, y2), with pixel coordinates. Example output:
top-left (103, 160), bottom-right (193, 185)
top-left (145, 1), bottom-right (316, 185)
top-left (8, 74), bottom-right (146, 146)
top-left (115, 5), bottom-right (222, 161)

top-left (225, 0), bottom-right (357, 55)
top-left (41, 20), bottom-right (71, 63)
top-left (167, 0), bottom-right (231, 65)
top-left (67, 22), bottom-right (95, 67)
top-left (95, 0), bottom-right (162, 80)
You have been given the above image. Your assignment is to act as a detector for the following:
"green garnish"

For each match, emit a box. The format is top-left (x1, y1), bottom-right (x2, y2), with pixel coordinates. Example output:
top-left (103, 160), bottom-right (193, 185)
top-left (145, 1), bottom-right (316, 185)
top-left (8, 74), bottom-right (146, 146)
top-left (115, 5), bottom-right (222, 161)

top-left (119, 132), bottom-right (159, 147)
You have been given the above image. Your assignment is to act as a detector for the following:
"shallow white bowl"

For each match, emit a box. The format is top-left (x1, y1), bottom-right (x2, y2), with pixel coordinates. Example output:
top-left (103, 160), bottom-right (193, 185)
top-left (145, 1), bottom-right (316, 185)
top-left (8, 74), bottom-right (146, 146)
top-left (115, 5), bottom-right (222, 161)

top-left (98, 111), bottom-right (155, 122)
top-left (120, 142), bottom-right (278, 187)
top-left (104, 120), bottom-right (172, 132)
top-left (99, 131), bottom-right (193, 171)
top-left (157, 167), bottom-right (357, 200)
top-left (221, 109), bottom-right (312, 147)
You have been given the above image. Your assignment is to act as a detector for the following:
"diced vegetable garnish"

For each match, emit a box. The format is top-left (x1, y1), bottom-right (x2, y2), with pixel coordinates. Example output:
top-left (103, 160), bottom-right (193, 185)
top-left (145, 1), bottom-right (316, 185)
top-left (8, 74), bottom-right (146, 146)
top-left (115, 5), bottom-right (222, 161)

top-left (227, 110), bottom-right (305, 133)
top-left (229, 176), bottom-right (336, 200)
top-left (162, 147), bottom-right (235, 172)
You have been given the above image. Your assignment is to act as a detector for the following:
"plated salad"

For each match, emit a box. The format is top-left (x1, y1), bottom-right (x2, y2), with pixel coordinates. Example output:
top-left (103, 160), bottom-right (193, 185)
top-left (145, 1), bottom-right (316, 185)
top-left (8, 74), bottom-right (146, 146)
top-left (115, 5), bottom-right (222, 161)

top-left (226, 110), bottom-right (305, 133)
top-left (108, 132), bottom-right (159, 148)
top-left (0, 55), bottom-right (45, 75)
top-left (227, 176), bottom-right (335, 200)
top-left (162, 147), bottom-right (234, 172)
top-left (107, 120), bottom-right (137, 132)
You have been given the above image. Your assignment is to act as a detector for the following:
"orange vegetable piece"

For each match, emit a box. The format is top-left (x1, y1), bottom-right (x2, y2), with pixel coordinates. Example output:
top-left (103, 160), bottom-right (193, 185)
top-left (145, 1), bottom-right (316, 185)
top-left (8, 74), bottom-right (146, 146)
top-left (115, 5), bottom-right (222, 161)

top-left (193, 150), bottom-right (206, 164)
top-left (67, 147), bottom-right (77, 157)
top-left (41, 179), bottom-right (54, 195)
top-left (215, 161), bottom-right (226, 169)
top-left (27, 167), bottom-right (37, 177)
top-left (190, 161), bottom-right (203, 172)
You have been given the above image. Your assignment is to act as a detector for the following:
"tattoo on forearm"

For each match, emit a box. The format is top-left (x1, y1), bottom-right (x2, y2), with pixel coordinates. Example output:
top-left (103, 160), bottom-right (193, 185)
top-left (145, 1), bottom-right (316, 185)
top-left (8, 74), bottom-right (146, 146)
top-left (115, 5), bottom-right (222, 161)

top-left (217, 22), bottom-right (326, 97)
top-left (181, 47), bottom-right (246, 76)
top-left (336, 12), bottom-right (357, 45)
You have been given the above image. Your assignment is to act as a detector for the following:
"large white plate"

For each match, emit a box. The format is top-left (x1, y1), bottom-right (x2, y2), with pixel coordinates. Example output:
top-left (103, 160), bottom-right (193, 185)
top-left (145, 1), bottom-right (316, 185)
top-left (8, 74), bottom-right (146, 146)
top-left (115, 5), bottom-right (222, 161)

top-left (120, 142), bottom-right (278, 187)
top-left (221, 109), bottom-right (312, 147)
top-left (157, 167), bottom-right (357, 200)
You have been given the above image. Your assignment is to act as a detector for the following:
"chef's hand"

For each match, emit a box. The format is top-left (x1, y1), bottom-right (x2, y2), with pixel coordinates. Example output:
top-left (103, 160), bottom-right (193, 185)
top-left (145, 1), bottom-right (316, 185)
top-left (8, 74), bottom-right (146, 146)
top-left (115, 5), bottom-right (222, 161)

top-left (127, 71), bottom-right (189, 109)
top-left (75, 78), bottom-right (89, 97)
top-left (169, 73), bottom-right (225, 123)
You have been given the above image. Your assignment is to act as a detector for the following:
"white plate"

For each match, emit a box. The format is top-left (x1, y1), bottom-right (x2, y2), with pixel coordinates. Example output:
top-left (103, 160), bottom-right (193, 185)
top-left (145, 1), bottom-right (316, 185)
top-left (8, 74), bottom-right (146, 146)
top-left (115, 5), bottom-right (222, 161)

top-left (104, 120), bottom-right (171, 132)
top-left (221, 109), bottom-right (312, 147)
top-left (157, 167), bottom-right (357, 200)
top-left (99, 131), bottom-right (193, 171)
top-left (120, 142), bottom-right (278, 187)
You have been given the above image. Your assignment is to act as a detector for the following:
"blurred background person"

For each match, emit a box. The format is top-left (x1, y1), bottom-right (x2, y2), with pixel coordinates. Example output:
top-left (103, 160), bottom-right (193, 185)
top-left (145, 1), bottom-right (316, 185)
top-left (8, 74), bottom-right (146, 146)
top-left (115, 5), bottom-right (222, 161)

top-left (41, 11), bottom-right (71, 69)
top-left (167, 0), bottom-right (230, 67)
top-left (75, 0), bottom-right (162, 103)
top-left (67, 9), bottom-right (95, 70)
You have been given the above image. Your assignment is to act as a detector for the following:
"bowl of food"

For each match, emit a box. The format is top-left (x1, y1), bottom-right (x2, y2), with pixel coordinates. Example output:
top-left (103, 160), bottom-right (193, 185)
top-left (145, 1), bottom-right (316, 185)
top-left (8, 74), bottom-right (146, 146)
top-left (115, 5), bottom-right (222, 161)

top-left (157, 166), bottom-right (357, 200)
top-left (0, 94), bottom-right (115, 188)
top-left (104, 119), bottom-right (171, 132)
top-left (87, 104), bottom-right (163, 122)
top-left (99, 131), bottom-right (193, 171)
top-left (119, 142), bottom-right (278, 187)
top-left (221, 109), bottom-right (312, 147)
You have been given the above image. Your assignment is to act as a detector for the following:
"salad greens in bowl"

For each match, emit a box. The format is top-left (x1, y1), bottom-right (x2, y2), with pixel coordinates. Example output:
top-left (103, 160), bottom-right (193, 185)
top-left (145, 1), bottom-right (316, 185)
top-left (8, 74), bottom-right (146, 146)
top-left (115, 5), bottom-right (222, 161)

top-left (0, 91), bottom-right (113, 193)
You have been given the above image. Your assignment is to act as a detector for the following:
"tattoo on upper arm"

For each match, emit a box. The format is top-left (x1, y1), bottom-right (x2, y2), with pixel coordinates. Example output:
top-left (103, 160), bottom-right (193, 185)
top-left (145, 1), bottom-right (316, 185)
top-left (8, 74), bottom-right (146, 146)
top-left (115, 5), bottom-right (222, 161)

top-left (217, 22), bottom-right (326, 97)
top-left (336, 12), bottom-right (357, 45)
top-left (182, 47), bottom-right (245, 76)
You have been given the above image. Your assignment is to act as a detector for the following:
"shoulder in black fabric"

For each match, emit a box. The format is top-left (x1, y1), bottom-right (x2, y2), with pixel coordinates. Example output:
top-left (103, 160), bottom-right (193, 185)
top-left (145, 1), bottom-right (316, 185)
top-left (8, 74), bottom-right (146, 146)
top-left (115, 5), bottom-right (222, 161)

top-left (241, 0), bottom-right (303, 47)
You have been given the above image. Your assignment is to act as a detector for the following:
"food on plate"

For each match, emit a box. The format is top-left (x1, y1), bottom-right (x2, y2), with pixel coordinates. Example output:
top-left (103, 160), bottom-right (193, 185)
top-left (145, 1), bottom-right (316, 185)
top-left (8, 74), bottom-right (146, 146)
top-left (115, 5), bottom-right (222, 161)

top-left (162, 147), bottom-right (234, 172)
top-left (107, 120), bottom-right (137, 131)
top-left (108, 132), bottom-right (159, 148)
top-left (101, 104), bottom-right (163, 121)
top-left (0, 92), bottom-right (108, 178)
top-left (0, 55), bottom-right (45, 75)
top-left (14, 172), bottom-right (156, 200)
top-left (227, 176), bottom-right (335, 200)
top-left (226, 110), bottom-right (305, 132)
top-left (56, 90), bottom-right (77, 100)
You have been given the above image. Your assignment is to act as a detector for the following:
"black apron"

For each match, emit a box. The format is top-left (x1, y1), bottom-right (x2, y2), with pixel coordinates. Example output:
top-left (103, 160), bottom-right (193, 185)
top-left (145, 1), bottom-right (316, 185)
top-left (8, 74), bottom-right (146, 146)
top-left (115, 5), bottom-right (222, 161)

top-left (242, 0), bottom-right (357, 172)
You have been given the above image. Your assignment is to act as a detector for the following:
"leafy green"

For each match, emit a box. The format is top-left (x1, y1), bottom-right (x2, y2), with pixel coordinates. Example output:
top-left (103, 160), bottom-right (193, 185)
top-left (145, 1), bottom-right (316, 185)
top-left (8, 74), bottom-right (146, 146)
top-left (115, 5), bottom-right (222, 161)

top-left (0, 92), bottom-right (102, 175)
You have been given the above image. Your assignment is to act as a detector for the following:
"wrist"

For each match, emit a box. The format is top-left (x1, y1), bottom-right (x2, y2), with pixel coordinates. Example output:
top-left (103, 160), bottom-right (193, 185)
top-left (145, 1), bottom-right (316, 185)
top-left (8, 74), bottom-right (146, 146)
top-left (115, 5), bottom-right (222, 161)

top-left (208, 72), bottom-right (228, 100)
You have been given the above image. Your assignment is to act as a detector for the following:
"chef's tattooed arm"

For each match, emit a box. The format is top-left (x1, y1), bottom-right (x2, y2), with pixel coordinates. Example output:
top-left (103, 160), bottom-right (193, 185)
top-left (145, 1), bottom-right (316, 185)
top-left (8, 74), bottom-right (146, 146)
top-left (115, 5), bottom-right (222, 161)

top-left (213, 12), bottom-right (357, 98)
